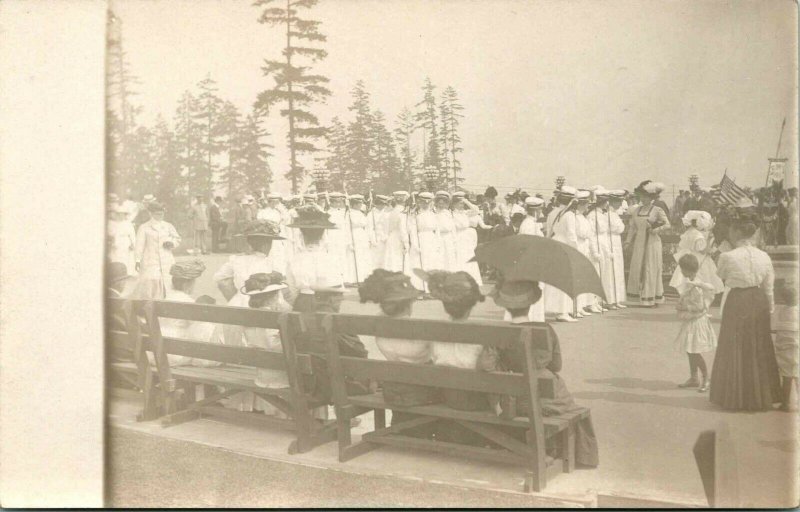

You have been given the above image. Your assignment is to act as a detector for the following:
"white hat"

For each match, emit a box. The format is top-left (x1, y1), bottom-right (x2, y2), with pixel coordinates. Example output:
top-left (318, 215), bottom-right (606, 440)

top-left (524, 196), bottom-right (545, 207)
top-left (328, 192), bottom-right (345, 199)
top-left (558, 186), bottom-right (578, 197)
top-left (375, 194), bottom-right (390, 201)
top-left (510, 204), bottom-right (526, 216)
top-left (349, 194), bottom-right (364, 201)
top-left (592, 186), bottom-right (609, 197)
top-left (435, 190), bottom-right (451, 199)
top-left (452, 191), bottom-right (466, 199)
top-left (418, 192), bottom-right (434, 200)
top-left (393, 190), bottom-right (409, 197)
top-left (643, 182), bottom-right (665, 195)
top-left (241, 283), bottom-right (288, 296)
top-left (609, 189), bottom-right (626, 199)
top-left (303, 193), bottom-right (317, 200)
top-left (266, 193), bottom-right (282, 200)
top-left (682, 210), bottom-right (713, 231)
top-left (734, 197), bottom-right (755, 209)
top-left (143, 194), bottom-right (156, 203)
top-left (575, 190), bottom-right (591, 200)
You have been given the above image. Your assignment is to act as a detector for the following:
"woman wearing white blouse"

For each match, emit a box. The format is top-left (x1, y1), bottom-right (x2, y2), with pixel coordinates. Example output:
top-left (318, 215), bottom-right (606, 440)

top-left (709, 216), bottom-right (782, 411)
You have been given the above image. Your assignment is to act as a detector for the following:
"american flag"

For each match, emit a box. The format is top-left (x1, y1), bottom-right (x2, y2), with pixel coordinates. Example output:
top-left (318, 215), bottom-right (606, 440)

top-left (717, 172), bottom-right (749, 205)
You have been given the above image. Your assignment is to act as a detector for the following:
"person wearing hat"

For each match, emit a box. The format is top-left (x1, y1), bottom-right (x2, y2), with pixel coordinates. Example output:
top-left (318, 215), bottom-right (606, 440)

top-left (324, 193), bottom-right (348, 286)
top-left (625, 180), bottom-right (670, 306)
top-left (107, 261), bottom-right (135, 302)
top-left (108, 202), bottom-right (137, 276)
top-left (132, 202), bottom-right (181, 299)
top-left (366, 194), bottom-right (391, 270)
top-left (433, 191), bottom-right (458, 272)
top-left (187, 195), bottom-right (209, 255)
top-left (669, 210), bottom-right (724, 297)
top-left (489, 278), bottom-right (599, 467)
top-left (359, 270), bottom-right (439, 436)
top-left (256, 193), bottom-right (289, 275)
top-left (607, 190), bottom-right (628, 308)
top-left (519, 196), bottom-right (545, 236)
top-left (573, 190), bottom-right (601, 317)
top-left (208, 196), bottom-right (226, 253)
top-left (407, 191), bottom-right (443, 290)
top-left (132, 194), bottom-right (155, 231)
top-left (585, 187), bottom-right (614, 312)
top-left (285, 205), bottom-right (344, 303)
top-left (384, 191), bottom-right (411, 273)
top-left (451, 192), bottom-right (488, 285)
top-left (343, 194), bottom-right (373, 285)
top-left (544, 186), bottom-right (580, 322)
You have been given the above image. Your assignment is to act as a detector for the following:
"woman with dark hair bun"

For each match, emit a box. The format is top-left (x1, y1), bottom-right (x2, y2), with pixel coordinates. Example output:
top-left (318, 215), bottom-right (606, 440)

top-left (710, 216), bottom-right (782, 411)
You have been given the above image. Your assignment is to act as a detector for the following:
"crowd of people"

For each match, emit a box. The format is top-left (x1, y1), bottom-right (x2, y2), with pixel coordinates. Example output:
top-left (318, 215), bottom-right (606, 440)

top-left (107, 176), bottom-right (798, 422)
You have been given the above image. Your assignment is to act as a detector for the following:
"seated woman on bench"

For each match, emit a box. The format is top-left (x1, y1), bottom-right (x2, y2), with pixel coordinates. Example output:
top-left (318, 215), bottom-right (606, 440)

top-left (492, 278), bottom-right (599, 467)
top-left (148, 260), bottom-right (221, 367)
top-left (359, 269), bottom-right (442, 436)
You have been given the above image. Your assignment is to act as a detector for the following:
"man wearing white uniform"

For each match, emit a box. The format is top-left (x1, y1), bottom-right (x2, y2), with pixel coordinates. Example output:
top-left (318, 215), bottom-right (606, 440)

top-left (384, 191), bottom-right (410, 272)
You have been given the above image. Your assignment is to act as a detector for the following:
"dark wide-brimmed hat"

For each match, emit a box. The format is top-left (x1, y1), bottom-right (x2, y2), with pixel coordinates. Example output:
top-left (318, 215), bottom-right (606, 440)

top-left (170, 259), bottom-right (206, 280)
top-left (414, 269), bottom-right (484, 304)
top-left (490, 279), bottom-right (542, 310)
top-left (240, 271), bottom-right (287, 296)
top-left (359, 269), bottom-right (421, 303)
top-left (107, 261), bottom-right (135, 285)
top-left (287, 205), bottom-right (337, 229)
top-left (241, 220), bottom-right (285, 239)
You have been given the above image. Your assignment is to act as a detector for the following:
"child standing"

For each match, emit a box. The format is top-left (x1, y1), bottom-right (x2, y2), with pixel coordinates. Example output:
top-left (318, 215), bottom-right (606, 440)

top-left (674, 254), bottom-right (717, 392)
top-left (773, 283), bottom-right (799, 412)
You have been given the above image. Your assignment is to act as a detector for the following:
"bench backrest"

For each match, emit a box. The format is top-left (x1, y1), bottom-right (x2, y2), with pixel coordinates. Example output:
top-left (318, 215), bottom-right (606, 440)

top-left (321, 312), bottom-right (556, 400)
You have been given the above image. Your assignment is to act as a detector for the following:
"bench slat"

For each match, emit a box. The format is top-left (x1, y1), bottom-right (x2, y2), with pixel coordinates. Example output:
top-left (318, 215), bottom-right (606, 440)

top-left (339, 356), bottom-right (554, 397)
top-left (361, 432), bottom-right (530, 466)
top-left (333, 314), bottom-right (550, 349)
top-left (152, 301), bottom-right (284, 328)
top-left (167, 366), bottom-right (291, 397)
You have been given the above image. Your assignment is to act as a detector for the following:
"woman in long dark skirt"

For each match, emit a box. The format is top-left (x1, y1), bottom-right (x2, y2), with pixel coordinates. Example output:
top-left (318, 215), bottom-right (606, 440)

top-left (710, 216), bottom-right (782, 411)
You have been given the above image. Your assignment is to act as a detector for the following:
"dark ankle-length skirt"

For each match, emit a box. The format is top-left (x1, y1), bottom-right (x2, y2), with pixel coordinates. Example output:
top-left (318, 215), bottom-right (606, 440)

top-left (709, 286), bottom-right (781, 411)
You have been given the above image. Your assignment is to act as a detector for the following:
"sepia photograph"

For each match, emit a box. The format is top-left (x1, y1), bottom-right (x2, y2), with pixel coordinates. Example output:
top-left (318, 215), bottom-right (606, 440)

top-left (1, 0), bottom-right (799, 508)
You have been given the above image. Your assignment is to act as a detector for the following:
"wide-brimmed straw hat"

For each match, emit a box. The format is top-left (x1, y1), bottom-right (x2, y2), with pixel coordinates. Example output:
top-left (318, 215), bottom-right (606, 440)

top-left (359, 269), bottom-right (421, 303)
top-left (414, 269), bottom-right (483, 304)
top-left (170, 259), bottom-right (206, 280)
top-left (558, 186), bottom-right (577, 198)
top-left (287, 205), bottom-right (337, 229)
top-left (241, 220), bottom-right (285, 239)
top-left (490, 279), bottom-right (542, 310)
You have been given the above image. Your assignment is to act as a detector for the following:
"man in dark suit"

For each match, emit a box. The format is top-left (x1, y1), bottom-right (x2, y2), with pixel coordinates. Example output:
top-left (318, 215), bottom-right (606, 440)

top-left (209, 196), bottom-right (224, 253)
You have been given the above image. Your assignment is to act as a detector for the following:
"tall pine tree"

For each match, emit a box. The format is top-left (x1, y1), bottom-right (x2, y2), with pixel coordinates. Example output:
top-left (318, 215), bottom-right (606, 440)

top-left (440, 86), bottom-right (464, 188)
top-left (216, 101), bottom-right (246, 197)
top-left (254, 0), bottom-right (331, 193)
top-left (325, 116), bottom-right (348, 191)
top-left (236, 111), bottom-right (274, 194)
top-left (173, 90), bottom-right (205, 197)
top-left (394, 107), bottom-right (417, 189)
top-left (345, 80), bottom-right (375, 190)
top-left (415, 77), bottom-right (442, 181)
top-left (371, 110), bottom-right (403, 192)
top-left (193, 75), bottom-right (225, 195)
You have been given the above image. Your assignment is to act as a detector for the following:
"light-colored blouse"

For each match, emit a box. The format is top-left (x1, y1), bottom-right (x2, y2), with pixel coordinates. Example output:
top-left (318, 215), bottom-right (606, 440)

top-left (717, 242), bottom-right (774, 306)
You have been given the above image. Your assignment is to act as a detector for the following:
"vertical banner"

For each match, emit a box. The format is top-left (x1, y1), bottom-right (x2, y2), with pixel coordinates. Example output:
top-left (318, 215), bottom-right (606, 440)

top-left (767, 158), bottom-right (788, 187)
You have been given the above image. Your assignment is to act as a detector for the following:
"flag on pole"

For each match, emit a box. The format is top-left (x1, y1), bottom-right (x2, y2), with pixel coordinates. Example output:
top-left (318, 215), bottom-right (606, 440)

top-left (718, 172), bottom-right (749, 205)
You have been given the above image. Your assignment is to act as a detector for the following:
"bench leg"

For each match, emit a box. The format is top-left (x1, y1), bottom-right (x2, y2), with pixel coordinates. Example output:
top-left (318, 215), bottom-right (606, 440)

top-left (562, 425), bottom-right (576, 473)
top-left (524, 430), bottom-right (547, 493)
top-left (137, 370), bottom-right (161, 422)
top-left (374, 408), bottom-right (386, 430)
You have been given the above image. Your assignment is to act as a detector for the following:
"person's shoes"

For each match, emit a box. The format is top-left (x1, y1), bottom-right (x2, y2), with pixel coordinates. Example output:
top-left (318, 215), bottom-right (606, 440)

top-left (589, 304), bottom-right (604, 314)
top-left (616, 303), bottom-right (627, 309)
top-left (678, 378), bottom-right (699, 388)
top-left (581, 307), bottom-right (593, 316)
top-left (606, 303), bottom-right (619, 310)
top-left (573, 311), bottom-right (585, 319)
top-left (557, 314), bottom-right (577, 323)
top-left (697, 380), bottom-right (710, 393)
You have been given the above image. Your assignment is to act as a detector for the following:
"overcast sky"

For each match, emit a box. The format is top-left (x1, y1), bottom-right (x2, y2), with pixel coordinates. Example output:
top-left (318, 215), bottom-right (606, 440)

top-left (114, 0), bottom-right (797, 195)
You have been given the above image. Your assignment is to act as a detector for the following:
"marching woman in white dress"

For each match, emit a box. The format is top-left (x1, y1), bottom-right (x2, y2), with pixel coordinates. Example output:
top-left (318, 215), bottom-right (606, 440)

top-left (434, 191), bottom-right (458, 272)
top-left (366, 195), bottom-right (390, 271)
top-left (326, 192), bottom-right (348, 288)
top-left (574, 190), bottom-right (599, 318)
top-left (344, 194), bottom-right (372, 285)
top-left (133, 202), bottom-right (181, 299)
top-left (545, 186), bottom-right (579, 322)
top-left (608, 190), bottom-right (628, 308)
top-left (506, 195), bottom-right (547, 322)
top-left (384, 191), bottom-right (410, 273)
top-left (669, 210), bottom-right (725, 296)
top-left (451, 191), bottom-right (486, 285)
top-left (108, 203), bottom-right (137, 275)
top-left (408, 192), bottom-right (442, 290)
top-left (585, 187), bottom-right (615, 312)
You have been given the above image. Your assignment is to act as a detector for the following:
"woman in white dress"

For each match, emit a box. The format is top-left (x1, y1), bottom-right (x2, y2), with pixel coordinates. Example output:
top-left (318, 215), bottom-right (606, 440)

top-left (344, 195), bottom-right (373, 285)
top-left (608, 191), bottom-right (628, 308)
top-left (434, 191), bottom-right (458, 272)
top-left (508, 196), bottom-right (547, 322)
top-left (544, 187), bottom-right (579, 322)
top-left (325, 193), bottom-right (348, 288)
top-left (366, 195), bottom-right (390, 271)
top-left (256, 194), bottom-right (288, 275)
top-left (383, 191), bottom-right (410, 273)
top-left (574, 191), bottom-right (599, 317)
top-left (669, 210), bottom-right (725, 295)
top-left (585, 188), bottom-right (614, 312)
top-left (451, 192), bottom-right (486, 285)
top-left (408, 192), bottom-right (442, 290)
top-left (133, 202), bottom-right (181, 299)
top-left (107, 203), bottom-right (136, 275)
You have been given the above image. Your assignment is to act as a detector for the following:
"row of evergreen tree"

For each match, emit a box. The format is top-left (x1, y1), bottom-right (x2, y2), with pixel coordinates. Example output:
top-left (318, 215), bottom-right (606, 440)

top-left (106, 0), bottom-right (466, 209)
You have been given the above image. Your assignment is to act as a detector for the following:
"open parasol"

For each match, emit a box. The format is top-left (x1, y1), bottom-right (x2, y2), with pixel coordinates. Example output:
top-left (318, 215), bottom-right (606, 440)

top-left (472, 234), bottom-right (606, 301)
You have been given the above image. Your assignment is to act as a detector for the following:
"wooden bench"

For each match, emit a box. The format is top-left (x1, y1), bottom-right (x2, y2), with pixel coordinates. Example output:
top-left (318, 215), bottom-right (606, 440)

top-left (318, 313), bottom-right (590, 493)
top-left (111, 299), bottom-right (339, 454)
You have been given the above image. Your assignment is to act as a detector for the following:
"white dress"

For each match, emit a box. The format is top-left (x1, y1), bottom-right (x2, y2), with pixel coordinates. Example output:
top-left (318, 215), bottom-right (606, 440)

top-left (384, 205), bottom-right (409, 272)
top-left (256, 207), bottom-right (287, 275)
top-left (367, 207), bottom-right (389, 271)
top-left (453, 211), bottom-right (482, 285)
top-left (213, 252), bottom-right (275, 347)
top-left (544, 208), bottom-right (577, 315)
top-left (669, 227), bottom-right (725, 295)
top-left (108, 219), bottom-right (136, 274)
top-left (586, 209), bottom-right (615, 306)
top-left (286, 242), bottom-right (345, 294)
top-left (344, 208), bottom-right (372, 284)
top-left (326, 208), bottom-right (348, 286)
top-left (133, 219), bottom-right (181, 299)
top-left (505, 215), bottom-right (545, 322)
top-left (147, 289), bottom-right (221, 367)
top-left (608, 209), bottom-right (627, 304)
top-left (575, 213), bottom-right (599, 309)
top-left (674, 280), bottom-right (717, 354)
top-left (408, 209), bottom-right (443, 289)
top-left (436, 209), bottom-right (458, 272)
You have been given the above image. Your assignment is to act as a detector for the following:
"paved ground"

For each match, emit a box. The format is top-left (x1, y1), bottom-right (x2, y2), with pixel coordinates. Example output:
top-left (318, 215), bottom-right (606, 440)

top-left (108, 253), bottom-right (799, 508)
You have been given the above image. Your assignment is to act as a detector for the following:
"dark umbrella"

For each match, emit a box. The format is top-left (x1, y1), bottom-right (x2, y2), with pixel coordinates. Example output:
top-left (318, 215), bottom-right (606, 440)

top-left (471, 234), bottom-right (606, 301)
